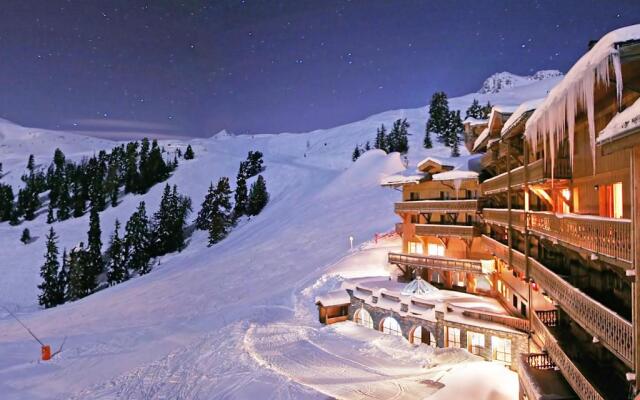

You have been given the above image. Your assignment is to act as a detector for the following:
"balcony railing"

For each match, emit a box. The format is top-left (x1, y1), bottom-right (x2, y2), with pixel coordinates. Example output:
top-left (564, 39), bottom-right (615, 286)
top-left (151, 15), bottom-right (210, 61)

top-left (482, 235), bottom-right (632, 366)
top-left (415, 223), bottom-right (478, 238)
top-left (480, 235), bottom-right (526, 272)
top-left (395, 199), bottom-right (479, 213)
top-left (518, 353), bottom-right (577, 400)
top-left (481, 158), bottom-right (570, 195)
top-left (532, 312), bottom-right (605, 400)
top-left (388, 252), bottom-right (484, 274)
top-left (482, 208), bottom-right (526, 231)
top-left (528, 257), bottom-right (633, 367)
top-left (458, 308), bottom-right (530, 332)
top-left (528, 211), bottom-right (632, 264)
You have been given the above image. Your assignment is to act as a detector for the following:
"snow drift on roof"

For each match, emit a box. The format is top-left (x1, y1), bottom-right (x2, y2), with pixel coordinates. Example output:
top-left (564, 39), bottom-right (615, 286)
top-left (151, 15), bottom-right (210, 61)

top-left (380, 172), bottom-right (425, 186)
top-left (501, 98), bottom-right (545, 137)
top-left (525, 24), bottom-right (640, 175)
top-left (598, 97), bottom-right (640, 143)
top-left (416, 156), bottom-right (446, 170)
top-left (315, 290), bottom-right (351, 307)
top-left (431, 170), bottom-right (478, 181)
top-left (463, 117), bottom-right (488, 126)
top-left (472, 127), bottom-right (490, 152)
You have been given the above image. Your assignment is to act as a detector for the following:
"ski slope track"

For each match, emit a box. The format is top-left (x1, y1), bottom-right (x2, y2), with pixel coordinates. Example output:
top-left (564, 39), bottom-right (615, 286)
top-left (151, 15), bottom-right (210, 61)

top-left (0, 74), bottom-right (558, 399)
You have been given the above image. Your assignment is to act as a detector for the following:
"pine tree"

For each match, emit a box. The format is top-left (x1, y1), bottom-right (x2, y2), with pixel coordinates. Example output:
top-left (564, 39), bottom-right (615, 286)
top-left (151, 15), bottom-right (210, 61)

top-left (184, 145), bottom-right (195, 160)
top-left (57, 179), bottom-right (71, 221)
top-left (247, 175), bottom-right (269, 216)
top-left (57, 249), bottom-right (69, 304)
top-left (38, 227), bottom-right (61, 308)
top-left (47, 203), bottom-right (56, 223)
top-left (0, 183), bottom-right (14, 222)
top-left (352, 146), bottom-right (361, 162)
top-left (86, 207), bottom-right (103, 284)
top-left (206, 178), bottom-right (232, 245)
top-left (66, 242), bottom-right (92, 301)
top-left (106, 220), bottom-right (128, 285)
top-left (423, 122), bottom-right (433, 149)
top-left (21, 228), bottom-right (31, 244)
top-left (364, 141), bottom-right (371, 151)
top-left (374, 124), bottom-right (387, 152)
top-left (481, 101), bottom-right (492, 119)
top-left (104, 160), bottom-right (119, 207)
top-left (245, 151), bottom-right (264, 177)
top-left (465, 99), bottom-right (484, 119)
top-left (71, 180), bottom-right (85, 218)
top-left (125, 201), bottom-right (151, 275)
top-left (446, 110), bottom-right (463, 157)
top-left (27, 154), bottom-right (35, 172)
top-left (233, 171), bottom-right (248, 220)
top-left (426, 91), bottom-right (450, 146)
top-left (196, 183), bottom-right (217, 230)
top-left (124, 141), bottom-right (139, 194)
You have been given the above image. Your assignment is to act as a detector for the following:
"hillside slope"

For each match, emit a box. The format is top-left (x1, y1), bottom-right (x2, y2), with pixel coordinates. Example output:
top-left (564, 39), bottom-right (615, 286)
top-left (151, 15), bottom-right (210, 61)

top-left (0, 74), bottom-right (559, 399)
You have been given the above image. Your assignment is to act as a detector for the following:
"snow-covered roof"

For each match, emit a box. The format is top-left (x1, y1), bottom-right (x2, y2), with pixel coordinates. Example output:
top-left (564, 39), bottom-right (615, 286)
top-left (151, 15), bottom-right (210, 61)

top-left (416, 156), bottom-right (452, 173)
top-left (315, 290), bottom-right (351, 307)
top-left (401, 277), bottom-right (439, 297)
top-left (486, 105), bottom-right (517, 134)
top-left (472, 127), bottom-right (490, 152)
top-left (463, 117), bottom-right (488, 127)
top-left (380, 171), bottom-right (427, 187)
top-left (525, 24), bottom-right (640, 172)
top-left (501, 98), bottom-right (545, 137)
top-left (598, 97), bottom-right (640, 144)
top-left (431, 170), bottom-right (479, 182)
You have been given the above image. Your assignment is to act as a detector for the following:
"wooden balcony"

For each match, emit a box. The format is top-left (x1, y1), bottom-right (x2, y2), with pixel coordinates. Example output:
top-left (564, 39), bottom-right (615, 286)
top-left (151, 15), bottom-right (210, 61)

top-left (482, 234), bottom-right (632, 366)
top-left (481, 158), bottom-right (570, 195)
top-left (454, 307), bottom-right (530, 332)
top-left (388, 252), bottom-right (484, 274)
top-left (480, 235), bottom-right (526, 272)
top-left (394, 199), bottom-right (479, 213)
top-left (482, 208), bottom-right (526, 231)
top-left (528, 211), bottom-right (632, 264)
top-left (518, 353), bottom-right (577, 400)
top-left (528, 257), bottom-right (633, 367)
top-left (531, 312), bottom-right (605, 400)
top-left (414, 223), bottom-right (478, 238)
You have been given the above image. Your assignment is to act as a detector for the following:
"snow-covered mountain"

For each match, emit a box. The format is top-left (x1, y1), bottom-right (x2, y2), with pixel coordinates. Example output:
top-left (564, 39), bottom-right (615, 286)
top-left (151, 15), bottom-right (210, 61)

top-left (0, 72), bottom-right (562, 399)
top-left (478, 69), bottom-right (563, 94)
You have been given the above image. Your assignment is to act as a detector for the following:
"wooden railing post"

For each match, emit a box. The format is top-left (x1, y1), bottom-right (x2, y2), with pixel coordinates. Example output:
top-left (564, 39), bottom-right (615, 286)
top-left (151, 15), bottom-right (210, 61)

top-left (632, 146), bottom-right (640, 390)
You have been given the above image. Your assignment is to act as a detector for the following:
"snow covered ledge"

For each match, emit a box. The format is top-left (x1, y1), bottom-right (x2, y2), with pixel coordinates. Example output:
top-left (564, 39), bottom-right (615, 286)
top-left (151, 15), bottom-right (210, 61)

top-left (524, 24), bottom-right (640, 173)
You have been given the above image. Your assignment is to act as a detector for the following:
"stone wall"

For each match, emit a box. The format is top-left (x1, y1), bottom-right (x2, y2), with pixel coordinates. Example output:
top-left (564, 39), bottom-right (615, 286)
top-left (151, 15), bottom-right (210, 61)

top-left (347, 290), bottom-right (528, 371)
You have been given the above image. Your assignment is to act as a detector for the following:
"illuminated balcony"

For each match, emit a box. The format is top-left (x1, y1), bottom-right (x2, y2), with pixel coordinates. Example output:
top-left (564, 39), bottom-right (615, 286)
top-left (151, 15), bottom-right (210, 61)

top-left (414, 223), bottom-right (479, 239)
top-left (388, 252), bottom-right (484, 274)
top-left (518, 353), bottom-right (578, 400)
top-left (482, 208), bottom-right (526, 232)
top-left (394, 199), bottom-right (479, 213)
top-left (481, 158), bottom-right (570, 195)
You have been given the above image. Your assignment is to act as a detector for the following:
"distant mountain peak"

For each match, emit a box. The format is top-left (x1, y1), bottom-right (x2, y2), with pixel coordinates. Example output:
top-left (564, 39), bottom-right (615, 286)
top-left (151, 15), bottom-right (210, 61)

top-left (478, 70), bottom-right (563, 94)
top-left (210, 129), bottom-right (233, 139)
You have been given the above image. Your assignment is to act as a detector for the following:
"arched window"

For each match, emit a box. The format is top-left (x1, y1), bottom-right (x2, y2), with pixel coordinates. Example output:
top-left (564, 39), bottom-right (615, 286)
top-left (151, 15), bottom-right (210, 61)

top-left (411, 326), bottom-right (436, 347)
top-left (354, 308), bottom-right (373, 329)
top-left (381, 317), bottom-right (402, 337)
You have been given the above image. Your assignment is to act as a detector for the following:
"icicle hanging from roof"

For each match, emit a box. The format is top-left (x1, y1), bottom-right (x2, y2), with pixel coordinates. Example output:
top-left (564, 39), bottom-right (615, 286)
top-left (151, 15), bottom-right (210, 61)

top-left (523, 24), bottom-right (640, 175)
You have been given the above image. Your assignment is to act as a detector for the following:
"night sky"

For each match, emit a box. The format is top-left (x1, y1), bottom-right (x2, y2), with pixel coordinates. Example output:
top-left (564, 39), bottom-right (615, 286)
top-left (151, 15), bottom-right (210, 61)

top-left (1, 1), bottom-right (639, 139)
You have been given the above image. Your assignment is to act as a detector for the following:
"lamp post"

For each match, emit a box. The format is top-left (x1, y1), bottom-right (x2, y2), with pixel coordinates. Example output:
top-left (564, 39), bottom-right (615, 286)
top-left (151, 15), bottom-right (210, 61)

top-left (349, 235), bottom-right (354, 250)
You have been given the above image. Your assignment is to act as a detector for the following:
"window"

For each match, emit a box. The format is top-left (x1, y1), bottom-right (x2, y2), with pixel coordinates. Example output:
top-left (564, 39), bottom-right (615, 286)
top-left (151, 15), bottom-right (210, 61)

top-left (427, 243), bottom-right (445, 256)
top-left (452, 272), bottom-right (465, 287)
top-left (467, 332), bottom-right (485, 355)
top-left (520, 301), bottom-right (527, 317)
top-left (492, 336), bottom-right (512, 364)
top-left (354, 308), bottom-right (373, 329)
top-left (447, 327), bottom-right (461, 348)
top-left (410, 214), bottom-right (419, 224)
top-left (599, 182), bottom-right (624, 219)
top-left (381, 317), bottom-right (402, 336)
top-left (512, 294), bottom-right (518, 308)
top-left (409, 192), bottom-right (419, 201)
top-left (408, 241), bottom-right (423, 254)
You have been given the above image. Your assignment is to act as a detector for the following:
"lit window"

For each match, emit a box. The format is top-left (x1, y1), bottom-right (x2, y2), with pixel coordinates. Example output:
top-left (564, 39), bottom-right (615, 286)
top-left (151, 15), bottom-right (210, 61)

top-left (427, 243), bottom-right (445, 256)
top-left (599, 182), bottom-right (624, 219)
top-left (467, 332), bottom-right (485, 355)
top-left (560, 189), bottom-right (570, 214)
top-left (492, 336), bottom-right (511, 364)
top-left (381, 317), bottom-right (402, 336)
top-left (408, 242), bottom-right (423, 254)
top-left (447, 327), bottom-right (461, 348)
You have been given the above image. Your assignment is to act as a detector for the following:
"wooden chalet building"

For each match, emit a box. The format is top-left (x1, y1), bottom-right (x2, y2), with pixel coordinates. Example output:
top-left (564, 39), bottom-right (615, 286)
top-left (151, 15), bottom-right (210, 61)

top-left (315, 24), bottom-right (640, 400)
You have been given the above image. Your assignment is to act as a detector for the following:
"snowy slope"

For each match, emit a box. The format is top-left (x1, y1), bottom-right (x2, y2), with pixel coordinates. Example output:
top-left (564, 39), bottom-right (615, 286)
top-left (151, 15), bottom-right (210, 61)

top-left (478, 70), bottom-right (563, 94)
top-left (0, 73), bottom-right (559, 399)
